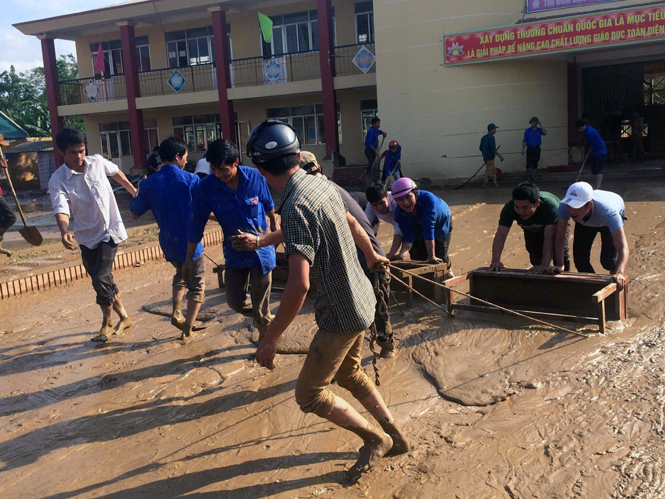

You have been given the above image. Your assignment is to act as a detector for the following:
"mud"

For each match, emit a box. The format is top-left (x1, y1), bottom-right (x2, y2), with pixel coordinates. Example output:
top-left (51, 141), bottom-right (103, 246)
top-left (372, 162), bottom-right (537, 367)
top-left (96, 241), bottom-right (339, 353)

top-left (1, 178), bottom-right (665, 498)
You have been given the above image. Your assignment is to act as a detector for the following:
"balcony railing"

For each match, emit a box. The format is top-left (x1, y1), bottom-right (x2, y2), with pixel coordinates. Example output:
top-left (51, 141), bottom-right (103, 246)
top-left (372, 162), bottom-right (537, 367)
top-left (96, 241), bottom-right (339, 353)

top-left (139, 64), bottom-right (218, 97)
top-left (333, 43), bottom-right (376, 77)
top-left (59, 75), bottom-right (127, 105)
top-left (229, 50), bottom-right (321, 88)
top-left (56, 44), bottom-right (376, 105)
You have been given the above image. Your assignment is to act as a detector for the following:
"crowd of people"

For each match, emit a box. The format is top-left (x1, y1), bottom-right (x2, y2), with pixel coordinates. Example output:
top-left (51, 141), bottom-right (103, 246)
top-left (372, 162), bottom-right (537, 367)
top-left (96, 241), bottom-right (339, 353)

top-left (0, 118), bottom-right (631, 481)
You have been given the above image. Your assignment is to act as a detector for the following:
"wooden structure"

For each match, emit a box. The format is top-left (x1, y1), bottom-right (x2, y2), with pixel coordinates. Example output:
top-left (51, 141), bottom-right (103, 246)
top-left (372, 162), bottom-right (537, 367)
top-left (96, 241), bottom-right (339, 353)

top-left (443, 268), bottom-right (627, 334)
top-left (390, 261), bottom-right (451, 307)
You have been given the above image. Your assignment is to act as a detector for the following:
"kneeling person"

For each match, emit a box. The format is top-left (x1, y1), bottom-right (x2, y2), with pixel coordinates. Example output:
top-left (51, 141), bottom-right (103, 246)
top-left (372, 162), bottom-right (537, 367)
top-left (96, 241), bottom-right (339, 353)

top-left (186, 139), bottom-right (278, 339)
top-left (490, 182), bottom-right (569, 273)
top-left (130, 137), bottom-right (205, 341)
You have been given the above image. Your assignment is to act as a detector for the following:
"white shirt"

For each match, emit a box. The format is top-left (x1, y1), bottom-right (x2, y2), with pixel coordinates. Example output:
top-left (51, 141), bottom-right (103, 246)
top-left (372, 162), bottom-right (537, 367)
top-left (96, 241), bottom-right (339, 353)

top-left (364, 192), bottom-right (402, 236)
top-left (48, 155), bottom-right (128, 249)
top-left (195, 158), bottom-right (211, 176)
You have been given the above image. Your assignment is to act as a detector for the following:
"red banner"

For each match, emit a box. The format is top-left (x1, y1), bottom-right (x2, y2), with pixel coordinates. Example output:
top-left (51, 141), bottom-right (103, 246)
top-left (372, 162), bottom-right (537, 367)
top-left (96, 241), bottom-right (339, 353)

top-left (444, 3), bottom-right (665, 65)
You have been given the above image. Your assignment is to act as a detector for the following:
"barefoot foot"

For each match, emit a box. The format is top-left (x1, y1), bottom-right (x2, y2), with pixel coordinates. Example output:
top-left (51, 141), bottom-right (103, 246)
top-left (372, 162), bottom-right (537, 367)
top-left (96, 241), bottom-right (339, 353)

top-left (114, 316), bottom-right (133, 335)
top-left (346, 432), bottom-right (393, 483)
top-left (91, 325), bottom-right (113, 343)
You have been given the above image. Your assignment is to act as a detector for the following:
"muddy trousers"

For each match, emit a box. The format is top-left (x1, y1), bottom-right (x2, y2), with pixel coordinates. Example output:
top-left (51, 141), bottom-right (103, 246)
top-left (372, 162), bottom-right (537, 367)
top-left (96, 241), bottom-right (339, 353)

top-left (224, 267), bottom-right (273, 328)
top-left (171, 257), bottom-right (205, 303)
top-left (0, 195), bottom-right (17, 237)
top-left (573, 224), bottom-right (617, 274)
top-left (523, 227), bottom-right (571, 271)
top-left (295, 329), bottom-right (375, 417)
top-left (80, 240), bottom-right (119, 307)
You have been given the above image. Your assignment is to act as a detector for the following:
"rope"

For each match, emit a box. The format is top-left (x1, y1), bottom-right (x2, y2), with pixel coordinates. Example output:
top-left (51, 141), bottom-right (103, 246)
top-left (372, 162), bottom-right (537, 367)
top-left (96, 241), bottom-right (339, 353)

top-left (389, 264), bottom-right (590, 338)
top-left (204, 253), bottom-right (221, 267)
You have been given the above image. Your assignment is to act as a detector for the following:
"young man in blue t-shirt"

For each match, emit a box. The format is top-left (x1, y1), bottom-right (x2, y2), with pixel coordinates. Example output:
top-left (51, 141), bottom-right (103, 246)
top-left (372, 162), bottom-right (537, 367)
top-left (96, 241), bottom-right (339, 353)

top-left (576, 119), bottom-right (608, 189)
top-left (522, 117), bottom-right (547, 181)
top-left (130, 138), bottom-right (205, 341)
top-left (362, 117), bottom-right (387, 181)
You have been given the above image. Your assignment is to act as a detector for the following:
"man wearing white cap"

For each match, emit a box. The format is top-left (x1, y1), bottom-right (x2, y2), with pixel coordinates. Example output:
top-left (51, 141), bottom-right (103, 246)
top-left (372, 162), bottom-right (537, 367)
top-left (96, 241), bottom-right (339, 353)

top-left (551, 181), bottom-right (629, 289)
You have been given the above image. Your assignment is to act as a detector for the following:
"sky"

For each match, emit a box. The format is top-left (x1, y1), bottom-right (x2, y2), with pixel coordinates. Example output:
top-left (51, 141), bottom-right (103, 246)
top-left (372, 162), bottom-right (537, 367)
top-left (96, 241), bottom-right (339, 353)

top-left (2, 0), bottom-right (122, 73)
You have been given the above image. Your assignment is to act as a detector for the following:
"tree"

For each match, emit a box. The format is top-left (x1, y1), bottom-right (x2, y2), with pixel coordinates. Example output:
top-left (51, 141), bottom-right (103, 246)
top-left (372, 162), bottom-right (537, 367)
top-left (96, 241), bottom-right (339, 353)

top-left (0, 54), bottom-right (83, 137)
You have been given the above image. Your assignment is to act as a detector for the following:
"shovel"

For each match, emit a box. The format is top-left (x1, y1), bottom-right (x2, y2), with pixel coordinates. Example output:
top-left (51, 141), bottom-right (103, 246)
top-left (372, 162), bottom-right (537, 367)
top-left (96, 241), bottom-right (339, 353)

top-left (0, 142), bottom-right (43, 246)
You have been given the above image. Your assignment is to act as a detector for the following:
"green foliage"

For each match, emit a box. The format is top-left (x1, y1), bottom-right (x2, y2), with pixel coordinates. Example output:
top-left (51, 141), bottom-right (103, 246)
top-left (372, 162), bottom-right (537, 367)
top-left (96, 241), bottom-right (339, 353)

top-left (0, 54), bottom-right (83, 137)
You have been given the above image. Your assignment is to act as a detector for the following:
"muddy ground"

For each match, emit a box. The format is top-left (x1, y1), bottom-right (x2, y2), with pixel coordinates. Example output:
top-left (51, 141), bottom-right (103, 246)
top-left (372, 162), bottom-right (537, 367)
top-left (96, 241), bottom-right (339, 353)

top-left (1, 177), bottom-right (665, 498)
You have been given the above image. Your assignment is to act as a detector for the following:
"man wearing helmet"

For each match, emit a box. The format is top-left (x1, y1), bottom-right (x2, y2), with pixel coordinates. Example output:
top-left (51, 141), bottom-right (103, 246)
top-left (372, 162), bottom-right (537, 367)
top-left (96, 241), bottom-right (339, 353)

top-left (381, 140), bottom-right (402, 182)
top-left (245, 120), bottom-right (409, 481)
top-left (391, 177), bottom-right (453, 268)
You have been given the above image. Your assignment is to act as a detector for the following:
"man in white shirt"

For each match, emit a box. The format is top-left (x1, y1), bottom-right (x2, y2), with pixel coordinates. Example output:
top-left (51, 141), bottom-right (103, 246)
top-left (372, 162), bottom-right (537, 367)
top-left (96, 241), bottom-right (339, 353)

top-left (49, 129), bottom-right (138, 343)
top-left (365, 183), bottom-right (404, 258)
top-left (194, 155), bottom-right (211, 179)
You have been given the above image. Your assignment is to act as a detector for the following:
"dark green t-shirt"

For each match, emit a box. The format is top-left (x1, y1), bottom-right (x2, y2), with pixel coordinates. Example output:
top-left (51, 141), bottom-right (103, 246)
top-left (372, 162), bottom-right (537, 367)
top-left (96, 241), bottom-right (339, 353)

top-left (498, 191), bottom-right (560, 232)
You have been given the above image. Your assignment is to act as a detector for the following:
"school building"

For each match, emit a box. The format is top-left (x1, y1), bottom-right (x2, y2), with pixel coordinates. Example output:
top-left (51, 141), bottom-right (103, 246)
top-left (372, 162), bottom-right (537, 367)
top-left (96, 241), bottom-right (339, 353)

top-left (12, 0), bottom-right (665, 182)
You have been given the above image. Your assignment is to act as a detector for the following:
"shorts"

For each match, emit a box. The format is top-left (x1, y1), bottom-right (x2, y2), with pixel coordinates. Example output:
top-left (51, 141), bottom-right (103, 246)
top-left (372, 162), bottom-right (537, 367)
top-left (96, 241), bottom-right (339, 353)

top-left (484, 160), bottom-right (496, 176)
top-left (526, 146), bottom-right (541, 169)
top-left (591, 154), bottom-right (606, 175)
top-left (171, 256), bottom-right (206, 303)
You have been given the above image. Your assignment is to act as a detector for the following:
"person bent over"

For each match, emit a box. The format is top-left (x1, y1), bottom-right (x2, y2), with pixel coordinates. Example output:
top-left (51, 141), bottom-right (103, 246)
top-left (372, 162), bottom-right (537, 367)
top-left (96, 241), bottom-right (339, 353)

top-left (49, 128), bottom-right (137, 342)
top-left (490, 182), bottom-right (570, 273)
top-left (551, 182), bottom-right (629, 290)
top-left (391, 178), bottom-right (453, 270)
top-left (247, 120), bottom-right (409, 482)
top-left (130, 137), bottom-right (205, 341)
top-left (186, 138), bottom-right (278, 341)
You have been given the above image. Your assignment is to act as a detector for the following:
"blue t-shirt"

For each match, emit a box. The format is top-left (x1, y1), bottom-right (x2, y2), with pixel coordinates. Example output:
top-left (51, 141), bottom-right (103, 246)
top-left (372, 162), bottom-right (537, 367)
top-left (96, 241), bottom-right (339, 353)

top-left (365, 126), bottom-right (383, 148)
top-left (130, 164), bottom-right (204, 263)
top-left (523, 127), bottom-right (544, 147)
top-left (584, 126), bottom-right (608, 157)
top-left (557, 189), bottom-right (625, 232)
top-left (188, 165), bottom-right (276, 273)
top-left (384, 145), bottom-right (402, 174)
top-left (479, 133), bottom-right (497, 161)
top-left (395, 190), bottom-right (452, 244)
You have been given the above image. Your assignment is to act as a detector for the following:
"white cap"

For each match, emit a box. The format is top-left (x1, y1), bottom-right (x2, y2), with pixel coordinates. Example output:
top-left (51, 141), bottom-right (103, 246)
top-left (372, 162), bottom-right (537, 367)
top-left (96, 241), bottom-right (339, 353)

top-left (562, 181), bottom-right (593, 209)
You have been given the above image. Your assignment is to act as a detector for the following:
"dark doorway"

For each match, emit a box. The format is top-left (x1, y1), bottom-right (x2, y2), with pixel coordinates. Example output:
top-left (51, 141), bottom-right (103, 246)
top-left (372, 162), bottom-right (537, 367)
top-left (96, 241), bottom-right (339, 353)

top-left (582, 61), bottom-right (665, 157)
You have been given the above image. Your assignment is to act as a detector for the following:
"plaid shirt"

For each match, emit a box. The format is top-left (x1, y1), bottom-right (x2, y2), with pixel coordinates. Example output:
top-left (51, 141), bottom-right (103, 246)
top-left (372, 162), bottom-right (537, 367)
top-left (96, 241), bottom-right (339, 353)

top-left (281, 169), bottom-right (376, 333)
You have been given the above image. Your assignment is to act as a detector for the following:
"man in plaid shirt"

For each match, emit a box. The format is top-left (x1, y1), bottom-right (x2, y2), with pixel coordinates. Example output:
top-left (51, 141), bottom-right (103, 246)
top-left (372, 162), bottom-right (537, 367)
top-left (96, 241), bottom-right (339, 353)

top-left (246, 121), bottom-right (409, 482)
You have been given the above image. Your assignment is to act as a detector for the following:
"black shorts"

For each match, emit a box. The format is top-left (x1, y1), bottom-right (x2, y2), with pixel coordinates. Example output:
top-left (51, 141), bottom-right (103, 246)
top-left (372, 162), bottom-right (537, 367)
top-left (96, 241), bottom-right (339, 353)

top-left (526, 146), bottom-right (541, 169)
top-left (591, 154), bottom-right (606, 175)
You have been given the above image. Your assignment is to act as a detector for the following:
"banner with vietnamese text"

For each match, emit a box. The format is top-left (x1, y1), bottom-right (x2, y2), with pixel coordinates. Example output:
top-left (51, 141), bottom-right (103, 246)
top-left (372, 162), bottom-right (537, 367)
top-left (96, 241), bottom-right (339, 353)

top-left (444, 3), bottom-right (665, 66)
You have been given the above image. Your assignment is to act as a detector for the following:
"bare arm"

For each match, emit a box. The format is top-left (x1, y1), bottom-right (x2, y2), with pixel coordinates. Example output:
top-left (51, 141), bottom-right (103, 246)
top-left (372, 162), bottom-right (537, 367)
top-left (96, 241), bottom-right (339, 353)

top-left (231, 229), bottom-right (285, 251)
top-left (611, 227), bottom-right (630, 289)
top-left (346, 212), bottom-right (389, 269)
top-left (55, 213), bottom-right (76, 250)
top-left (490, 225), bottom-right (510, 271)
top-left (522, 141), bottom-right (527, 155)
top-left (539, 224), bottom-right (556, 267)
top-left (256, 253), bottom-right (310, 370)
top-left (550, 218), bottom-right (569, 273)
top-left (424, 240), bottom-right (441, 263)
top-left (112, 171), bottom-right (138, 197)
top-left (266, 209), bottom-right (280, 232)
top-left (386, 233), bottom-right (403, 259)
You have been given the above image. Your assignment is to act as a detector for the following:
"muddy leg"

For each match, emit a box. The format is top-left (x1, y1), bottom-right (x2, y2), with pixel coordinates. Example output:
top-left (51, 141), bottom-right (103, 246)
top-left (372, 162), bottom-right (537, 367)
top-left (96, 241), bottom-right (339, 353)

top-left (171, 285), bottom-right (187, 331)
top-left (92, 305), bottom-right (114, 342)
top-left (180, 299), bottom-right (203, 342)
top-left (112, 295), bottom-right (133, 335)
top-left (358, 388), bottom-right (411, 456)
top-left (325, 397), bottom-right (393, 482)
top-left (0, 232), bottom-right (11, 257)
